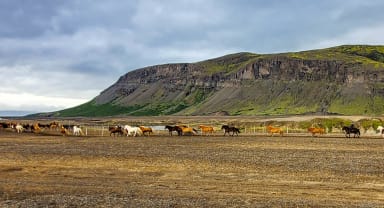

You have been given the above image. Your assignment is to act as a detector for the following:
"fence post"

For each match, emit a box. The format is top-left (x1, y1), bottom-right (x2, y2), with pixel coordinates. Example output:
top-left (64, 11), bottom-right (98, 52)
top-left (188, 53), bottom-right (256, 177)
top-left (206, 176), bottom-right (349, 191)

top-left (101, 126), bottom-right (104, 137)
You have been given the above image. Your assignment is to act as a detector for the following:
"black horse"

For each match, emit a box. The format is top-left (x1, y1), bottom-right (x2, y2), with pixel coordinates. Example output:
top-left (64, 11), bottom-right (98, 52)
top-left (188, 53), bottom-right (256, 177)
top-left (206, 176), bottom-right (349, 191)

top-left (342, 126), bottom-right (360, 138)
top-left (221, 125), bottom-right (240, 136)
top-left (165, 125), bottom-right (183, 136)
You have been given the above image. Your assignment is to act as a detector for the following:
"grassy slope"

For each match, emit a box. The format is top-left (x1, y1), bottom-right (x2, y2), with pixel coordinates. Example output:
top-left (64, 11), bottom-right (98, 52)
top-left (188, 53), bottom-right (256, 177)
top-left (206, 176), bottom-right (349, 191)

top-left (54, 45), bottom-right (384, 117)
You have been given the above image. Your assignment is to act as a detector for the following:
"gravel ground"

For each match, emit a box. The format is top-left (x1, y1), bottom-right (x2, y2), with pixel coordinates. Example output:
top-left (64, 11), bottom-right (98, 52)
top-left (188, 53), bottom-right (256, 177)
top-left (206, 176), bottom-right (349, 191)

top-left (0, 130), bottom-right (383, 207)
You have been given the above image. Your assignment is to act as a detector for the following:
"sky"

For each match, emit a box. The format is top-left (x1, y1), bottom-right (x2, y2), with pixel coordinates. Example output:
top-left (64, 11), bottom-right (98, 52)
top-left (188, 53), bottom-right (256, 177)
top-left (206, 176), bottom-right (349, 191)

top-left (1, 0), bottom-right (384, 115)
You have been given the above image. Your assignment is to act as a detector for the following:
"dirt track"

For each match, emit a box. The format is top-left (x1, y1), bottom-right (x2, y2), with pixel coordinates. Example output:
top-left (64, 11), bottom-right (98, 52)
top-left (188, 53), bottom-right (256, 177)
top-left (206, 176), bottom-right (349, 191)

top-left (0, 131), bottom-right (383, 207)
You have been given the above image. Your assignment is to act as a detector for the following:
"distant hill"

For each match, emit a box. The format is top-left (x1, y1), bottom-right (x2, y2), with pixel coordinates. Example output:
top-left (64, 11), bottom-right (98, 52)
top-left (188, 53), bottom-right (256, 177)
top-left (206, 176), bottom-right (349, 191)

top-left (0, 111), bottom-right (37, 117)
top-left (47, 45), bottom-right (384, 117)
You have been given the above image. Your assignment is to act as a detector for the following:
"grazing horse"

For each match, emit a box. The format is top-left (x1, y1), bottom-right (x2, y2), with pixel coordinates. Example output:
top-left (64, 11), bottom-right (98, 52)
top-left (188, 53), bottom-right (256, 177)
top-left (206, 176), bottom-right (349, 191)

top-left (266, 125), bottom-right (284, 136)
top-left (342, 126), bottom-right (360, 138)
top-left (124, 125), bottom-right (142, 137)
top-left (221, 125), bottom-right (240, 136)
top-left (73, 126), bottom-right (84, 136)
top-left (109, 126), bottom-right (124, 137)
top-left (165, 125), bottom-right (182, 136)
top-left (198, 125), bottom-right (214, 135)
top-left (15, 124), bottom-right (24, 133)
top-left (308, 127), bottom-right (325, 137)
top-left (139, 126), bottom-right (153, 136)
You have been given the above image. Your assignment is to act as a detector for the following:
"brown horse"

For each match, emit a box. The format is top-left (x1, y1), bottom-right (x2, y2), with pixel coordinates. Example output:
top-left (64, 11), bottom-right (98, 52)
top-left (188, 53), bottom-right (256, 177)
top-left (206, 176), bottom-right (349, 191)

top-left (308, 127), bottom-right (325, 137)
top-left (60, 126), bottom-right (70, 136)
top-left (139, 126), bottom-right (153, 136)
top-left (198, 125), bottom-right (214, 135)
top-left (165, 125), bottom-right (182, 136)
top-left (109, 126), bottom-right (124, 136)
top-left (177, 125), bottom-right (198, 136)
top-left (266, 125), bottom-right (283, 136)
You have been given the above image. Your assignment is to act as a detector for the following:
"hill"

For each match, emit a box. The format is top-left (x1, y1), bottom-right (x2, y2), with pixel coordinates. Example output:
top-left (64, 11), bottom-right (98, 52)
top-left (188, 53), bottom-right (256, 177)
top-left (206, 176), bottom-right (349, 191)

top-left (51, 45), bottom-right (384, 117)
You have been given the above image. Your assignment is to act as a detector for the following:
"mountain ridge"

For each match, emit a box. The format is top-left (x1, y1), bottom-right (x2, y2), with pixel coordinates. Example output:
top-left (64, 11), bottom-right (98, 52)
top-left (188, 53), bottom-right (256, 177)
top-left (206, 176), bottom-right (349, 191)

top-left (48, 45), bottom-right (384, 117)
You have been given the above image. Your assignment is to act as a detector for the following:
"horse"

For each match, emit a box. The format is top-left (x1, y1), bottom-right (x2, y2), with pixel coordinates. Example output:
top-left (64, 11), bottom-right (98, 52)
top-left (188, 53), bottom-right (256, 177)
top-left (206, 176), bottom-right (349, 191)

top-left (139, 126), bottom-right (153, 136)
top-left (177, 125), bottom-right (198, 136)
top-left (377, 126), bottom-right (384, 137)
top-left (109, 126), bottom-right (124, 137)
top-left (221, 125), bottom-right (240, 136)
top-left (342, 126), bottom-right (360, 138)
top-left (73, 125), bottom-right (84, 136)
top-left (31, 123), bottom-right (41, 133)
top-left (198, 125), bottom-right (214, 135)
top-left (49, 122), bottom-right (60, 130)
top-left (60, 126), bottom-right (70, 136)
top-left (266, 125), bottom-right (284, 136)
top-left (165, 125), bottom-right (182, 136)
top-left (15, 124), bottom-right (24, 133)
top-left (124, 125), bottom-right (142, 137)
top-left (307, 127), bottom-right (325, 137)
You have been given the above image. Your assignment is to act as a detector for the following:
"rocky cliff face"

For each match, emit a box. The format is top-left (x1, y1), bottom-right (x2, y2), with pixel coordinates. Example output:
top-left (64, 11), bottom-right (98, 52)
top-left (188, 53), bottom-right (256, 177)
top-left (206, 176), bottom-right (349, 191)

top-left (61, 45), bottom-right (384, 116)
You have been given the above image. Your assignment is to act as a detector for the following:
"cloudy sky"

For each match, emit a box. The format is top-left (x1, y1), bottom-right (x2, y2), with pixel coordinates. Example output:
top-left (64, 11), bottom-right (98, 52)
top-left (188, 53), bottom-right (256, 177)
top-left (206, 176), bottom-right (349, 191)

top-left (1, 0), bottom-right (384, 115)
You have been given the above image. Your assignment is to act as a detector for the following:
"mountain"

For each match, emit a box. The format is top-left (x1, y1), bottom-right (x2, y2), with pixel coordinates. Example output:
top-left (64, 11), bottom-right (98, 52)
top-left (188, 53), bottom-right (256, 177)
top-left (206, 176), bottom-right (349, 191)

top-left (53, 45), bottom-right (384, 117)
top-left (0, 111), bottom-right (37, 117)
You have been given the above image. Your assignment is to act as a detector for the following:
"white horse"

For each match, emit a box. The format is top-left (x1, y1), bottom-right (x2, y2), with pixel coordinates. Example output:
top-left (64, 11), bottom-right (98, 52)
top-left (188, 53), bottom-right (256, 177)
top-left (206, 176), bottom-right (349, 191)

top-left (73, 125), bottom-right (83, 136)
top-left (377, 126), bottom-right (384, 137)
top-left (15, 124), bottom-right (24, 133)
top-left (123, 125), bottom-right (142, 137)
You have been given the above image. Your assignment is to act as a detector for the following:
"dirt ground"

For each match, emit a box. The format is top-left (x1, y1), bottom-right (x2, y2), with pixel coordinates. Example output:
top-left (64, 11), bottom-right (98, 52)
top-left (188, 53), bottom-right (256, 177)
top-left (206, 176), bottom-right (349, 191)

top-left (0, 130), bottom-right (383, 207)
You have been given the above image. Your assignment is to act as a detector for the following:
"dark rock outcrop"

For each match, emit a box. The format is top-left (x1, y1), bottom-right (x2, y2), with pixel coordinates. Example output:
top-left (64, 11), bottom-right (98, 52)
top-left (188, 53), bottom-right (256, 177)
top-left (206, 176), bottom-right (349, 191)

top-left (62, 45), bottom-right (384, 116)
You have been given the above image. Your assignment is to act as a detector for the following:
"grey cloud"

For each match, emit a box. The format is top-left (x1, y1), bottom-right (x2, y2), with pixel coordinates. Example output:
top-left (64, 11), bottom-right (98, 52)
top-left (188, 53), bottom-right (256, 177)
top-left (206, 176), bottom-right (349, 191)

top-left (1, 0), bottom-right (384, 112)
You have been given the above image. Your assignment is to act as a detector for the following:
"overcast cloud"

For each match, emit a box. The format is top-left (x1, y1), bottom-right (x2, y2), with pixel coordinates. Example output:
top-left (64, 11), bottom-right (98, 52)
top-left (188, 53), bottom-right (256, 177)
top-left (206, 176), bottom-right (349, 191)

top-left (1, 0), bottom-right (384, 114)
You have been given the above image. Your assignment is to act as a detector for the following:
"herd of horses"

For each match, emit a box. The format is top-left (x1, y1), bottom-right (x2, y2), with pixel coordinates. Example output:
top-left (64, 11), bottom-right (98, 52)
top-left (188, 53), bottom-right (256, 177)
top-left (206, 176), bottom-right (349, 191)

top-left (0, 121), bottom-right (84, 136)
top-left (0, 120), bottom-right (381, 138)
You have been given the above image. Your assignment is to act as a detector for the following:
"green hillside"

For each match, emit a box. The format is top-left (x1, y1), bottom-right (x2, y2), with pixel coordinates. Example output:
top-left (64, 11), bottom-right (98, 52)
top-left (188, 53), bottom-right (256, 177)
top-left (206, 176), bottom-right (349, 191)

top-left (49, 45), bottom-right (384, 117)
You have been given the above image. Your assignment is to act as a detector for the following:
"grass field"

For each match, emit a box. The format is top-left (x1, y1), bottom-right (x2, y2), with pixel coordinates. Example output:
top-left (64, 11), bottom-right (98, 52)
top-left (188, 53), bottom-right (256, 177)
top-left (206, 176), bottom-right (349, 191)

top-left (0, 129), bottom-right (383, 207)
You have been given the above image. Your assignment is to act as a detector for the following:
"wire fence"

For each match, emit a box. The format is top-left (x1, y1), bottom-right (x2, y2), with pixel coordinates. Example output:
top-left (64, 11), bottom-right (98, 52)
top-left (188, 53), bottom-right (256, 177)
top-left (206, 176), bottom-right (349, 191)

top-left (11, 123), bottom-right (378, 138)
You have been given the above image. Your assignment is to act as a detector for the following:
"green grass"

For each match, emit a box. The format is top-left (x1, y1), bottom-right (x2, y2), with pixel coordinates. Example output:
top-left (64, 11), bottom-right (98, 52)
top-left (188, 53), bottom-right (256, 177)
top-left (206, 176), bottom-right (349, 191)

top-left (197, 52), bottom-right (261, 75)
top-left (56, 100), bottom-right (145, 117)
top-left (285, 45), bottom-right (384, 68)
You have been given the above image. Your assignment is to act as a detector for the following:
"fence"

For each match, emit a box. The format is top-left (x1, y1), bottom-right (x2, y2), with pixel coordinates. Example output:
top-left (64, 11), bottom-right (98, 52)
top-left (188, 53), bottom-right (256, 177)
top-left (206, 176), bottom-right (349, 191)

top-left (27, 124), bottom-right (380, 138)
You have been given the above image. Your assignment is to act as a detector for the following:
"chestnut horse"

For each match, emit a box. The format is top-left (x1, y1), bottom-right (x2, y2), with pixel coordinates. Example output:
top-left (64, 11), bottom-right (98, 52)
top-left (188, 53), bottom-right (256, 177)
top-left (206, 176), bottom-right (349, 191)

top-left (178, 125), bottom-right (198, 136)
top-left (308, 127), bottom-right (325, 137)
top-left (198, 125), bottom-right (214, 135)
top-left (139, 126), bottom-right (153, 136)
top-left (266, 125), bottom-right (283, 136)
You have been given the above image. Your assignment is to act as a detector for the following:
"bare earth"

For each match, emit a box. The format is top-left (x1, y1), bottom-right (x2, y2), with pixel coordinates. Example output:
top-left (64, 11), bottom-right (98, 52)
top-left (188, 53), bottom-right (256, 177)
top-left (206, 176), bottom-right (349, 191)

top-left (0, 131), bottom-right (383, 207)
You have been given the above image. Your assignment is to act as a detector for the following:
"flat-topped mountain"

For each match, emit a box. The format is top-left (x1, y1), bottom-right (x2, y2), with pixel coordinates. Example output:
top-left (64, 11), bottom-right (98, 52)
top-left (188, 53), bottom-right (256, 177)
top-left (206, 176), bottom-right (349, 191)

top-left (53, 45), bottom-right (384, 116)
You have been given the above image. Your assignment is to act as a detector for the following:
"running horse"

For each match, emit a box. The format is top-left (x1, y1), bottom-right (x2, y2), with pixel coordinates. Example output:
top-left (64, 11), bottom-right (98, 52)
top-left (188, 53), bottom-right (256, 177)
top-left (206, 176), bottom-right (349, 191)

top-left (377, 126), bottom-right (384, 138)
top-left (109, 126), bottom-right (124, 137)
top-left (307, 127), bottom-right (325, 137)
top-left (139, 126), bottom-right (153, 136)
top-left (165, 125), bottom-right (182, 136)
top-left (60, 126), bottom-right (70, 136)
top-left (221, 125), bottom-right (240, 136)
top-left (124, 125), bottom-right (142, 137)
top-left (198, 125), bottom-right (214, 135)
top-left (178, 125), bottom-right (198, 136)
top-left (73, 125), bottom-right (84, 136)
top-left (266, 125), bottom-right (284, 136)
top-left (342, 125), bottom-right (360, 138)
